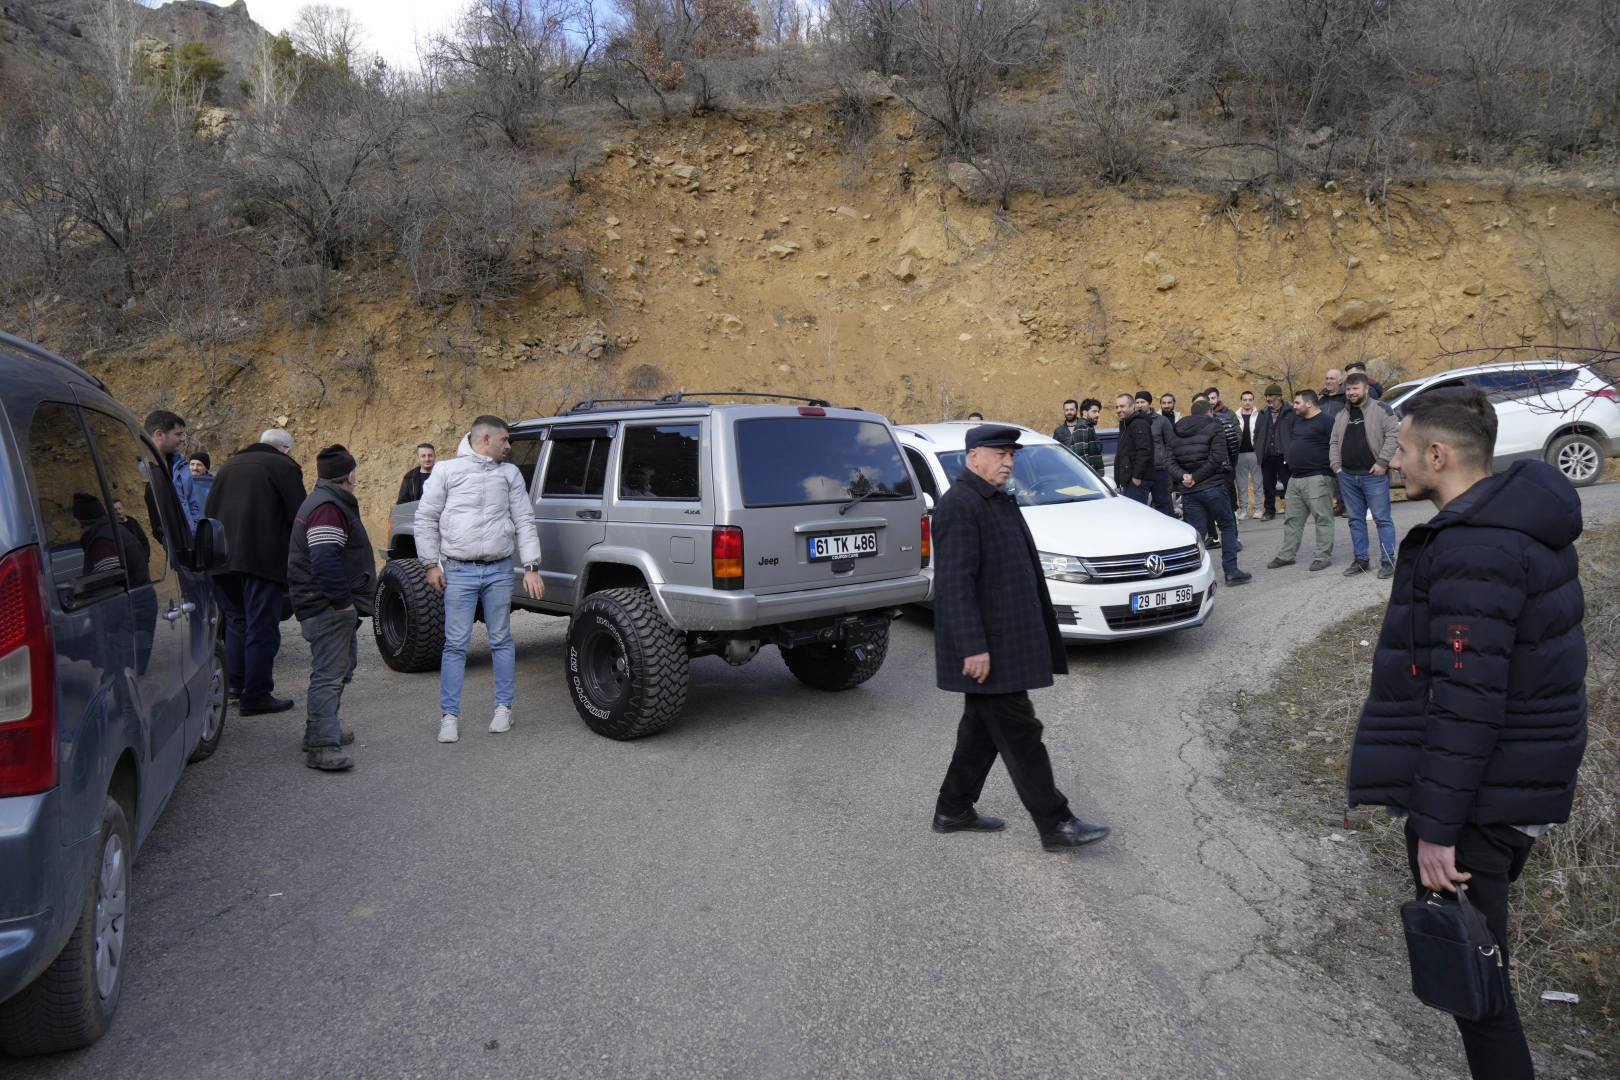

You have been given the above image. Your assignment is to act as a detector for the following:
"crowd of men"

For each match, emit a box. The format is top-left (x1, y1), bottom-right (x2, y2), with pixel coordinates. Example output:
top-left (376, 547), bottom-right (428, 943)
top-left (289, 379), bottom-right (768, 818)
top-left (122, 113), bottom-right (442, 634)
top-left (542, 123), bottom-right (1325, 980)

top-left (1049, 360), bottom-right (1399, 580)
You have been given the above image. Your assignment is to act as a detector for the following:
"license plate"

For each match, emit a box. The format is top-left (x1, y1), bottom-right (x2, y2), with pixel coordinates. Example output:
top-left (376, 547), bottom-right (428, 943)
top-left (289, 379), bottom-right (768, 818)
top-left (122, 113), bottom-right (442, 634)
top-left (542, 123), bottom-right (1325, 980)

top-left (1130, 586), bottom-right (1193, 612)
top-left (807, 532), bottom-right (878, 561)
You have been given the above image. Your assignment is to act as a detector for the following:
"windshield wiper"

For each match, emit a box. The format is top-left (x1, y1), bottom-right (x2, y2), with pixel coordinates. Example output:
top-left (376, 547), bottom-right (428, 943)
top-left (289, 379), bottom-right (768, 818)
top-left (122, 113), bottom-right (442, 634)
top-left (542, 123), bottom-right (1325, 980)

top-left (839, 490), bottom-right (903, 515)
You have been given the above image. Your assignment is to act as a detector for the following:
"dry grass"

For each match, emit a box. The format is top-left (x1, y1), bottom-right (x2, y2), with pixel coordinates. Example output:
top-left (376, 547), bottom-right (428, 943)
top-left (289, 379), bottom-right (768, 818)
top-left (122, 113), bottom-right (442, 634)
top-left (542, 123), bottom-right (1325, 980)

top-left (1227, 521), bottom-right (1620, 1065)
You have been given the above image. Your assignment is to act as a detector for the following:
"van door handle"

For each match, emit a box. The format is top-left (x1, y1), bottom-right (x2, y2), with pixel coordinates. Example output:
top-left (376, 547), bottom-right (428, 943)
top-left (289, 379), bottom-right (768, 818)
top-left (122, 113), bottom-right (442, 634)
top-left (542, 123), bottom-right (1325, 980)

top-left (575, 509), bottom-right (602, 519)
top-left (162, 602), bottom-right (195, 623)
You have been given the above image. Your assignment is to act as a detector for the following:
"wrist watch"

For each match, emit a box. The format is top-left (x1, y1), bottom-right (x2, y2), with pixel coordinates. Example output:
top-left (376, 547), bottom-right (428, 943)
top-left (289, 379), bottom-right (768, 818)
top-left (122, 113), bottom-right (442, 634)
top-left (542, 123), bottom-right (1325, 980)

top-left (523, 562), bottom-right (540, 572)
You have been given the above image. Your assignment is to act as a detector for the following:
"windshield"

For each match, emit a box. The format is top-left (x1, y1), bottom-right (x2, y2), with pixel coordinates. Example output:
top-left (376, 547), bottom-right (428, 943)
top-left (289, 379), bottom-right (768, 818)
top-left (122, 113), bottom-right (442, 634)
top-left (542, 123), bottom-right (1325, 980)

top-left (1381, 381), bottom-right (1423, 403)
top-left (735, 417), bottom-right (915, 507)
top-left (936, 444), bottom-right (1109, 506)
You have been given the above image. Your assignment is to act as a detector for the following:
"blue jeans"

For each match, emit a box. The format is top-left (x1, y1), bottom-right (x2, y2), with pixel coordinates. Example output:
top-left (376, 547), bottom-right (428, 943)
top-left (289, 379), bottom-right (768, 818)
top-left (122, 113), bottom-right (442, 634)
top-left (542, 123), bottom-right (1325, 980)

top-left (1122, 479), bottom-right (1152, 505)
top-left (1180, 488), bottom-right (1239, 577)
top-left (439, 559), bottom-right (516, 716)
top-left (1150, 469), bottom-right (1176, 517)
top-left (217, 571), bottom-right (284, 700)
top-left (300, 606), bottom-right (358, 746)
top-left (1338, 471), bottom-right (1396, 565)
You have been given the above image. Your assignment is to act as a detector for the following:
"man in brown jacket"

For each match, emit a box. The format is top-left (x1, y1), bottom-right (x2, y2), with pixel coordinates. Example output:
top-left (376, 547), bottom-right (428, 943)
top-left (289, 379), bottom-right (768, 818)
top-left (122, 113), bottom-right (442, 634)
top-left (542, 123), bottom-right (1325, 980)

top-left (1330, 372), bottom-right (1400, 577)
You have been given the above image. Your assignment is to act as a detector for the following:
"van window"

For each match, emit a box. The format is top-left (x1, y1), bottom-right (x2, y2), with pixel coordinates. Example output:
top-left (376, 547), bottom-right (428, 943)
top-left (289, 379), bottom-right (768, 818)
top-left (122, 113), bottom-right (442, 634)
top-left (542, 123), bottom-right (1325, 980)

top-left (26, 403), bottom-right (128, 594)
top-left (541, 437), bottom-right (613, 497)
top-left (734, 418), bottom-right (915, 507)
top-left (620, 425), bottom-right (699, 500)
top-left (83, 410), bottom-right (180, 587)
top-left (1468, 369), bottom-right (1578, 402)
top-left (903, 447), bottom-right (938, 500)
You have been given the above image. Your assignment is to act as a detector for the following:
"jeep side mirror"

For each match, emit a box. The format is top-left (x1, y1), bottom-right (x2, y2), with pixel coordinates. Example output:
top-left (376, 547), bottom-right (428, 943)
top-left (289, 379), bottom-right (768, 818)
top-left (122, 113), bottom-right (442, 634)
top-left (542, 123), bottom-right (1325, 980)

top-left (191, 517), bottom-right (229, 572)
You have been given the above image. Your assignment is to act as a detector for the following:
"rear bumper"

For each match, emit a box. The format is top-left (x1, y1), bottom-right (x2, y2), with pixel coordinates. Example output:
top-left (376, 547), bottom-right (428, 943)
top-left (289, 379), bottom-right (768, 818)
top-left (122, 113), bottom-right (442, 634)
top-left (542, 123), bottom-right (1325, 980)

top-left (0, 791), bottom-right (65, 1004)
top-left (655, 574), bottom-right (932, 631)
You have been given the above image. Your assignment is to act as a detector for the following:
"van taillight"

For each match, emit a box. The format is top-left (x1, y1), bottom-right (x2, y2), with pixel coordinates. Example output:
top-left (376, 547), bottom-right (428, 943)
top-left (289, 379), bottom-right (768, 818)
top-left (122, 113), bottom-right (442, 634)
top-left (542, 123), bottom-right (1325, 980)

top-left (0, 545), bottom-right (57, 797)
top-left (920, 515), bottom-right (931, 568)
top-left (712, 526), bottom-right (744, 590)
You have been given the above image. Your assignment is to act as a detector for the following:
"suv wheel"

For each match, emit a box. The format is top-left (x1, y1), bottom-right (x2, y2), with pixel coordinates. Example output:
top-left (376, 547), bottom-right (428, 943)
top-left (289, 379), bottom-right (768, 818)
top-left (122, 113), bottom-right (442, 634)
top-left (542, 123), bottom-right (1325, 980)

top-left (187, 639), bottom-right (228, 764)
top-left (374, 559), bottom-right (445, 672)
top-left (1546, 432), bottom-right (1605, 487)
top-left (780, 622), bottom-right (890, 691)
top-left (567, 588), bottom-right (688, 740)
top-left (0, 796), bottom-right (130, 1055)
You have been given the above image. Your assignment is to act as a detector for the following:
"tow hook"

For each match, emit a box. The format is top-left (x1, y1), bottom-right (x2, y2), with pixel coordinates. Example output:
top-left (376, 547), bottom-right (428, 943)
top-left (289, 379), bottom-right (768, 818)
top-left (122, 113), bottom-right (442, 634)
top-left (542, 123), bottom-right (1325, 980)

top-left (851, 645), bottom-right (869, 662)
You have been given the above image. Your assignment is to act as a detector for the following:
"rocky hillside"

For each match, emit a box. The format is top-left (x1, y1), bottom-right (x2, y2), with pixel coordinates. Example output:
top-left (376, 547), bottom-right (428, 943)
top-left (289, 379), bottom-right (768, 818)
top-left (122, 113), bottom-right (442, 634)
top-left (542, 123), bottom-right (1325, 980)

top-left (36, 101), bottom-right (1620, 540)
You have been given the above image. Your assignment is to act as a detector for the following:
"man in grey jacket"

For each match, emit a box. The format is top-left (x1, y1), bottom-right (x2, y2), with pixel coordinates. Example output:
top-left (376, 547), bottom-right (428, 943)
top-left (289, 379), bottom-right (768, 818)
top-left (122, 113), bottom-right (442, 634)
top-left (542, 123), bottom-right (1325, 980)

top-left (415, 415), bottom-right (545, 743)
top-left (1330, 372), bottom-right (1401, 577)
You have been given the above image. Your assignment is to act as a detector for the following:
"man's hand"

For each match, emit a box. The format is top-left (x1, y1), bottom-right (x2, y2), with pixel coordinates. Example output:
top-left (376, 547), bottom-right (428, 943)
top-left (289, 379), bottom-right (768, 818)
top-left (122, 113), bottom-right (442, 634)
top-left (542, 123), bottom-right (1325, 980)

top-left (1372, 463), bottom-right (1388, 475)
top-left (522, 570), bottom-right (545, 600)
top-left (339, 604), bottom-right (355, 612)
top-left (962, 652), bottom-right (990, 684)
top-left (1416, 839), bottom-right (1472, 894)
top-left (1132, 478), bottom-right (1142, 487)
top-left (1182, 473), bottom-right (1194, 488)
top-left (426, 564), bottom-right (446, 594)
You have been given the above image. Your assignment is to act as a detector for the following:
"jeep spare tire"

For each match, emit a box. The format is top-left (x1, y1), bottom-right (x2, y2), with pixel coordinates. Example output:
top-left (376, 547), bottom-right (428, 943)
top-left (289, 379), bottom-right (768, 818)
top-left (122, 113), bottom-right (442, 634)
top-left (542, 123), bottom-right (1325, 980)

top-left (567, 588), bottom-right (689, 739)
top-left (373, 558), bottom-right (445, 673)
top-left (781, 622), bottom-right (890, 691)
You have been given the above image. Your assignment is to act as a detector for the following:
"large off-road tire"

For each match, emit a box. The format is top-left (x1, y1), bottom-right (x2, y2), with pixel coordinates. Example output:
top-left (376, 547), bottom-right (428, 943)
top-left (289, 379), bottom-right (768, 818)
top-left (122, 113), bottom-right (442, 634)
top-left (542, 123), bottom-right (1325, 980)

top-left (566, 587), bottom-right (688, 740)
top-left (186, 639), bottom-right (227, 764)
top-left (373, 558), bottom-right (444, 673)
top-left (1546, 432), bottom-right (1605, 487)
top-left (0, 796), bottom-right (131, 1056)
top-left (780, 622), bottom-right (890, 691)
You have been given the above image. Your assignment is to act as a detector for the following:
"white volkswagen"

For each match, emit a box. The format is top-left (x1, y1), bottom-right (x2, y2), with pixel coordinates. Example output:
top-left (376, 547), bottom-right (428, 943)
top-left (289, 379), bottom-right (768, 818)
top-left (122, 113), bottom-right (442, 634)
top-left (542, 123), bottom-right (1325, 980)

top-left (897, 422), bottom-right (1218, 641)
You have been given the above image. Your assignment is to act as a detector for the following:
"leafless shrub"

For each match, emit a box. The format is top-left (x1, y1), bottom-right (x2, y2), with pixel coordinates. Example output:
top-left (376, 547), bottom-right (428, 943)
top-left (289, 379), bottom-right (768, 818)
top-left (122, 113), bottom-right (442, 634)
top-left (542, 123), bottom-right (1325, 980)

top-left (137, 226), bottom-right (262, 394)
top-left (886, 0), bottom-right (1042, 154)
top-left (624, 362), bottom-right (669, 395)
top-left (1244, 326), bottom-right (1320, 396)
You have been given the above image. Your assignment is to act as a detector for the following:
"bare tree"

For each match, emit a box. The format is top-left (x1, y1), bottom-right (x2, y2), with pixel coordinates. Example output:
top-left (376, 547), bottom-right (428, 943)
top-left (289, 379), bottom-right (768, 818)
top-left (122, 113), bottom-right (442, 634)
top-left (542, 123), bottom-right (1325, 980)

top-left (886, 0), bottom-right (1041, 153)
top-left (291, 4), bottom-right (370, 74)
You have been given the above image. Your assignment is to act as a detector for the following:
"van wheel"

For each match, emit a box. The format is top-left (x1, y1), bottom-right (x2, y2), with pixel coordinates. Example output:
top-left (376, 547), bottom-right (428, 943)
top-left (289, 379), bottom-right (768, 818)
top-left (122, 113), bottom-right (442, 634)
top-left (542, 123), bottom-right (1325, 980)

top-left (1547, 432), bottom-right (1605, 487)
top-left (0, 797), bottom-right (130, 1055)
top-left (187, 639), bottom-right (227, 764)
top-left (373, 559), bottom-right (444, 673)
top-left (781, 623), bottom-right (890, 691)
top-left (567, 588), bottom-right (688, 740)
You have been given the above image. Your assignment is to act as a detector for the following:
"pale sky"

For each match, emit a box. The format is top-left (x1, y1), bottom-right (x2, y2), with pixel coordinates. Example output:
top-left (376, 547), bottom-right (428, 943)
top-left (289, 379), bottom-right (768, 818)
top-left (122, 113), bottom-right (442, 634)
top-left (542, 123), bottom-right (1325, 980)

top-left (223, 0), bottom-right (462, 71)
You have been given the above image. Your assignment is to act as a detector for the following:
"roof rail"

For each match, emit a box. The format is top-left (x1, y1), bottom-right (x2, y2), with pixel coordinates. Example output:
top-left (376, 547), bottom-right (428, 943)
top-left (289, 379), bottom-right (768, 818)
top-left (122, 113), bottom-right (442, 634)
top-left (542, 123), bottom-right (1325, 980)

top-left (656, 391), bottom-right (837, 408)
top-left (565, 397), bottom-right (660, 414)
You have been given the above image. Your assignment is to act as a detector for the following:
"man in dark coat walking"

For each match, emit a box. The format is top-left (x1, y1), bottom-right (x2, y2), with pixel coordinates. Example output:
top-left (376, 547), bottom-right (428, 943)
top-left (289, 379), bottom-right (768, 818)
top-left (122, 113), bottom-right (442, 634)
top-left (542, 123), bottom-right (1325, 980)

top-left (1347, 389), bottom-right (1586, 1080)
top-left (931, 425), bottom-right (1111, 852)
top-left (1168, 400), bottom-right (1251, 586)
top-left (205, 428), bottom-right (308, 714)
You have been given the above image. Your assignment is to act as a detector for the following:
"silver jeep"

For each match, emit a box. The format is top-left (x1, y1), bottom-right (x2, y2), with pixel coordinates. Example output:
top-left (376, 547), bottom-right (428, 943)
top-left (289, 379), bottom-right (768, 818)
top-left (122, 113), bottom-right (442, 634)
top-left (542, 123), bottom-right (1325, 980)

top-left (377, 394), bottom-right (931, 739)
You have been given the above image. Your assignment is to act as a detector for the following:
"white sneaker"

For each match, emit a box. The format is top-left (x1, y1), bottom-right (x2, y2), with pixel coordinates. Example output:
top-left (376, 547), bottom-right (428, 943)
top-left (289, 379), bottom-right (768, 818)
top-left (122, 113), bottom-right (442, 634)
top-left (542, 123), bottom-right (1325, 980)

top-left (489, 705), bottom-right (513, 733)
top-left (437, 714), bottom-right (459, 743)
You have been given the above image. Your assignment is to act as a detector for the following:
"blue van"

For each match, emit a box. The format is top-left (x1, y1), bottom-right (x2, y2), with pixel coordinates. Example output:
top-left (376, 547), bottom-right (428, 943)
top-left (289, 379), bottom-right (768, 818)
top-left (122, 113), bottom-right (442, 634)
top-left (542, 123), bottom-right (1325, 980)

top-left (0, 333), bottom-right (229, 1055)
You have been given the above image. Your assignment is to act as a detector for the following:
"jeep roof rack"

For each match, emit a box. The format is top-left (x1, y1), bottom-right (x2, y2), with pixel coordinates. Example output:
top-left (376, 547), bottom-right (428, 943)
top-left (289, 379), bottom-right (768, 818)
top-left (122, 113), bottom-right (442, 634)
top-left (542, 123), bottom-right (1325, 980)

top-left (655, 391), bottom-right (838, 408)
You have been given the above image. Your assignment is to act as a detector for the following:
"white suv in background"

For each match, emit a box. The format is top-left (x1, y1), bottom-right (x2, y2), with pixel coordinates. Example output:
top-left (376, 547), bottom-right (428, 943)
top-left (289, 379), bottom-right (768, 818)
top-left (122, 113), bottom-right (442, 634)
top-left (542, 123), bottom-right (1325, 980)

top-left (896, 423), bottom-right (1217, 642)
top-left (1382, 360), bottom-right (1620, 486)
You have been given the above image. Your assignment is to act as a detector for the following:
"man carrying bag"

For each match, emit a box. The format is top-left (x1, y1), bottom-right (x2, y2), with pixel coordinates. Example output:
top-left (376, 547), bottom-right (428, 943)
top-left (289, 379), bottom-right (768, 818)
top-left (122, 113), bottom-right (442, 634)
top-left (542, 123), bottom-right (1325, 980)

top-left (1347, 389), bottom-right (1587, 1080)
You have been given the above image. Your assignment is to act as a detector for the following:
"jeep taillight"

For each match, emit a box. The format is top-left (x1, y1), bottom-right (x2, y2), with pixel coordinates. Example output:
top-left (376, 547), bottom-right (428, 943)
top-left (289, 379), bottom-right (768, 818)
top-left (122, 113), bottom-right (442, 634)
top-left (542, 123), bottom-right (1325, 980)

top-left (712, 526), bottom-right (744, 590)
top-left (919, 515), bottom-right (931, 568)
top-left (0, 545), bottom-right (57, 797)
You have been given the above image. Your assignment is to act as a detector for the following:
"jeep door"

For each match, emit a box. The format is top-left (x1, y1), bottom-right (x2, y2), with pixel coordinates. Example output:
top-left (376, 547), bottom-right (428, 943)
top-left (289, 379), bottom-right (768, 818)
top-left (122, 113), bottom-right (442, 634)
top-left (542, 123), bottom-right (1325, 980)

top-left (604, 419), bottom-right (710, 590)
top-left (532, 424), bottom-right (614, 606)
top-left (723, 412), bottom-right (923, 595)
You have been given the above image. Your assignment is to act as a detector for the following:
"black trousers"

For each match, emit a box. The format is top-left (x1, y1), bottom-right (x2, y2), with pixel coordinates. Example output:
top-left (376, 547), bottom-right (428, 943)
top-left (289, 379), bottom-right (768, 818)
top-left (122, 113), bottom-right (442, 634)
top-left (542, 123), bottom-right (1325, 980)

top-left (1261, 454), bottom-right (1290, 515)
top-left (937, 692), bottom-right (1072, 834)
top-left (1404, 822), bottom-right (1536, 1080)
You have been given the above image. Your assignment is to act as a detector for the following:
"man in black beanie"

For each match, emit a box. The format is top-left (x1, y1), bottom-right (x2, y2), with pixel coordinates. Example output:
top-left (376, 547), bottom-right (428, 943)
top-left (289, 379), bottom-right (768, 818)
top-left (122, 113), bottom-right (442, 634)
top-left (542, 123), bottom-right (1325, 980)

top-left (287, 445), bottom-right (375, 771)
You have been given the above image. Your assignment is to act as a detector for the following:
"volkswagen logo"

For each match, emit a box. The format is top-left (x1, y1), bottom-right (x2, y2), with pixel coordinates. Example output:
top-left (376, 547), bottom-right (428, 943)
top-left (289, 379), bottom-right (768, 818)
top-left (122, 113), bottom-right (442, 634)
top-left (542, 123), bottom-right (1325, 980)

top-left (1144, 553), bottom-right (1166, 578)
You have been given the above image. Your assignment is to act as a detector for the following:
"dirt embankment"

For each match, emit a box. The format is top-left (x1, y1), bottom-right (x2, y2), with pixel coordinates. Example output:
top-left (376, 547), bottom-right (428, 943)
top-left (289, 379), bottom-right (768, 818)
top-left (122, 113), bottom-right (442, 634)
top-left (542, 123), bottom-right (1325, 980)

top-left (77, 106), bottom-right (1620, 541)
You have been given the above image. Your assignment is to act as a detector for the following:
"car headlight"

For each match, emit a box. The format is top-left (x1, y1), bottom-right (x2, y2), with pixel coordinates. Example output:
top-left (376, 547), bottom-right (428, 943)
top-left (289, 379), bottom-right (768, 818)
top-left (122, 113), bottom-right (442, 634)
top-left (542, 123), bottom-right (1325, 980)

top-left (1039, 551), bottom-right (1095, 584)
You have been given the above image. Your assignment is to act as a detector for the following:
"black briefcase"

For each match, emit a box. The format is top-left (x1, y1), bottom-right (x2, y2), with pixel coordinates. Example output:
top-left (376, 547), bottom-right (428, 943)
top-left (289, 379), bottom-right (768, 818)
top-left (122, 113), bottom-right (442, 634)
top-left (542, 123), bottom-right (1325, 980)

top-left (1401, 888), bottom-right (1508, 1021)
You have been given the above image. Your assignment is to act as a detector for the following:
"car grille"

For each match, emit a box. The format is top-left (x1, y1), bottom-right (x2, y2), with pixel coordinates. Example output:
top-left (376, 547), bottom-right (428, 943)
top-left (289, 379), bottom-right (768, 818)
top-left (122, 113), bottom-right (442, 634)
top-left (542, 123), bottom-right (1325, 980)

top-left (1084, 544), bottom-right (1202, 583)
top-left (1053, 604), bottom-right (1078, 625)
top-left (1100, 591), bottom-right (1205, 631)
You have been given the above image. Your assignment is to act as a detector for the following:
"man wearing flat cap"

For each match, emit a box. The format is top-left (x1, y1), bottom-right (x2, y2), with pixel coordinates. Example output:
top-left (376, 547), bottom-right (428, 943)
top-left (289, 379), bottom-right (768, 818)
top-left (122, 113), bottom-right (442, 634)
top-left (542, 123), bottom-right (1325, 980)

top-left (287, 445), bottom-right (376, 771)
top-left (931, 425), bottom-right (1111, 851)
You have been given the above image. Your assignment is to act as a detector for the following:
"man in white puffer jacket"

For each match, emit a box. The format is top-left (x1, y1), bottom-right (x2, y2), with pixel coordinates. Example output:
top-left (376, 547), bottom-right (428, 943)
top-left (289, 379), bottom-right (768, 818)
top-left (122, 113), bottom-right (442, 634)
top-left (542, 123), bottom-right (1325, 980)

top-left (414, 415), bottom-right (544, 743)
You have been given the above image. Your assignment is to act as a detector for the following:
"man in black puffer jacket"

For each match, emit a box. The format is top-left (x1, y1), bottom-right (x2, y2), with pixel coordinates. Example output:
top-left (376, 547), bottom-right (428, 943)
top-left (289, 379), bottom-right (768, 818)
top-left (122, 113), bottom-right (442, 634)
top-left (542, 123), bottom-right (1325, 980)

top-left (1168, 400), bottom-right (1250, 585)
top-left (1348, 388), bottom-right (1586, 1080)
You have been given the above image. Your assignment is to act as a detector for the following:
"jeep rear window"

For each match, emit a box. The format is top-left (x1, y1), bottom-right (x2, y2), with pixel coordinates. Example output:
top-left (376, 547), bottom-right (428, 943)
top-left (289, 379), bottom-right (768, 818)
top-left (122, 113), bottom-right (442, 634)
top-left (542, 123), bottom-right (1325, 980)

top-left (734, 418), bottom-right (914, 507)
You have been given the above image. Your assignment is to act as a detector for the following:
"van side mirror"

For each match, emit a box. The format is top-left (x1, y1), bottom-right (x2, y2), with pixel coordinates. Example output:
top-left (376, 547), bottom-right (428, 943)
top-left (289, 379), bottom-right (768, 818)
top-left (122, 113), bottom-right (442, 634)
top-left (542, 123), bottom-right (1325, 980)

top-left (191, 518), bottom-right (229, 572)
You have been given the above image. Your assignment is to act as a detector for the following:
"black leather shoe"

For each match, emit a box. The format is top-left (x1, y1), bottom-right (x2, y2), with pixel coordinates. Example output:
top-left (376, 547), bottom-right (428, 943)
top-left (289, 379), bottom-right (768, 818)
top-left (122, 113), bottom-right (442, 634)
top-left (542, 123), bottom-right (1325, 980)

top-left (1041, 819), bottom-right (1111, 851)
top-left (300, 728), bottom-right (355, 752)
top-left (1261, 512), bottom-right (1276, 521)
top-left (1266, 557), bottom-right (1294, 569)
top-left (1225, 570), bottom-right (1253, 586)
top-left (240, 695), bottom-right (295, 715)
top-left (933, 809), bottom-right (1007, 833)
top-left (1377, 561), bottom-right (1395, 579)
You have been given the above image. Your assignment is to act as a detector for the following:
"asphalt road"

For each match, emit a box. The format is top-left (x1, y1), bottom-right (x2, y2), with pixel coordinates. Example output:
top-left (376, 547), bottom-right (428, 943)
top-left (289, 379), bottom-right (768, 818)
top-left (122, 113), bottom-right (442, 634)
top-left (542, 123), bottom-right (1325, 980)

top-left (14, 482), bottom-right (1620, 1080)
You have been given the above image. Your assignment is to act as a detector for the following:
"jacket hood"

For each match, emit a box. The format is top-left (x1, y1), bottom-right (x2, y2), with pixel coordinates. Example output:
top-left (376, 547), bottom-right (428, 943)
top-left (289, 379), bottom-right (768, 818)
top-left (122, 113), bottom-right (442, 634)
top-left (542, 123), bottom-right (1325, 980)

top-left (1435, 460), bottom-right (1583, 548)
top-left (1173, 414), bottom-right (1215, 438)
top-left (456, 433), bottom-right (496, 467)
